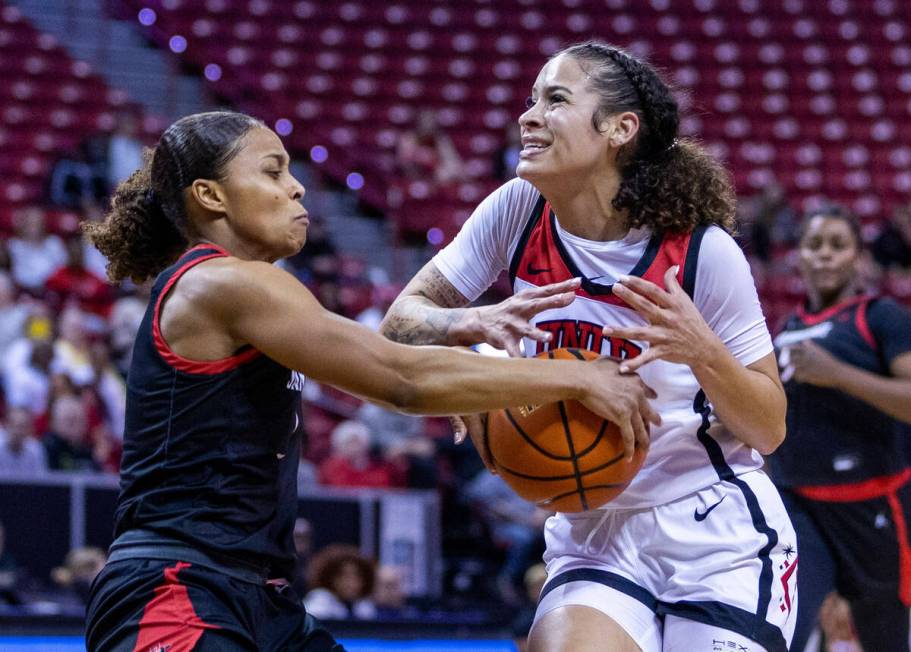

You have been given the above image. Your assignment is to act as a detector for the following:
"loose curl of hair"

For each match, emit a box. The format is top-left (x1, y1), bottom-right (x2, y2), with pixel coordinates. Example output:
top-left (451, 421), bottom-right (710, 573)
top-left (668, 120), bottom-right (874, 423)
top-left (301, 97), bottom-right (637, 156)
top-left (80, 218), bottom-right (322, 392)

top-left (558, 42), bottom-right (736, 235)
top-left (83, 111), bottom-right (264, 283)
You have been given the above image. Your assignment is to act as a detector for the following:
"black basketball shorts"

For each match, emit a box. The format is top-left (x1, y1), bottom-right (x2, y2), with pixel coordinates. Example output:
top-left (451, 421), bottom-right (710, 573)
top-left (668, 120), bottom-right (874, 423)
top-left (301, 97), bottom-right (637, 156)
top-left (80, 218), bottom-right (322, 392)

top-left (86, 557), bottom-right (345, 652)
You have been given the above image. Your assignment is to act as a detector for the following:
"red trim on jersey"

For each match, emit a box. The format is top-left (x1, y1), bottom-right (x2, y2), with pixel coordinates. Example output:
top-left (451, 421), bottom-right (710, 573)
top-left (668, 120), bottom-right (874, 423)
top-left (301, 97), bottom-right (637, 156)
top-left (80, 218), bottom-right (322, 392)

top-left (854, 298), bottom-right (878, 351)
top-left (513, 201), bottom-right (691, 306)
top-left (794, 468), bottom-right (911, 502)
top-left (886, 490), bottom-right (911, 605)
top-left (153, 248), bottom-right (261, 374)
top-left (796, 295), bottom-right (871, 326)
top-left (132, 562), bottom-right (221, 652)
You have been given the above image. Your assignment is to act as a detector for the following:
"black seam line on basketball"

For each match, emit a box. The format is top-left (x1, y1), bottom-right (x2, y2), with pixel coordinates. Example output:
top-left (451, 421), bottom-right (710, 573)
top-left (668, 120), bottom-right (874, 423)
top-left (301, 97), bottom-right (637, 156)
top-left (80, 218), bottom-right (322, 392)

top-left (482, 412), bottom-right (494, 471)
top-left (557, 348), bottom-right (611, 459)
top-left (573, 419), bottom-right (608, 459)
top-left (559, 400), bottom-right (588, 511)
top-left (541, 483), bottom-right (629, 504)
top-left (496, 450), bottom-right (626, 481)
top-left (566, 348), bottom-right (586, 361)
top-left (504, 409), bottom-right (577, 461)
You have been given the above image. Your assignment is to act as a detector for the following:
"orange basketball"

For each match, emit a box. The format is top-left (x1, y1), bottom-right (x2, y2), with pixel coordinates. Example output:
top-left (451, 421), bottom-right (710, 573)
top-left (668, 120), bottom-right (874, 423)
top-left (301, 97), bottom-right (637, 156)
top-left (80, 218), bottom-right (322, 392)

top-left (483, 348), bottom-right (646, 513)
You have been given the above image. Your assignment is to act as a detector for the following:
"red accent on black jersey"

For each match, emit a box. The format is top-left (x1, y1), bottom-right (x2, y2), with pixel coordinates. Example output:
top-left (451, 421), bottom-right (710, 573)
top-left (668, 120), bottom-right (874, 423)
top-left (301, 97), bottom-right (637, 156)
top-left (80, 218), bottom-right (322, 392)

top-left (152, 244), bottom-right (261, 374)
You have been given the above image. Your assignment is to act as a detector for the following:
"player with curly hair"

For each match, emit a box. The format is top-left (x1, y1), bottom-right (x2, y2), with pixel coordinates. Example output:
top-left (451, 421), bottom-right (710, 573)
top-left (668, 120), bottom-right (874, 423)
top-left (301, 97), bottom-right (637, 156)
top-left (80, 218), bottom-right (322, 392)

top-left (382, 42), bottom-right (796, 652)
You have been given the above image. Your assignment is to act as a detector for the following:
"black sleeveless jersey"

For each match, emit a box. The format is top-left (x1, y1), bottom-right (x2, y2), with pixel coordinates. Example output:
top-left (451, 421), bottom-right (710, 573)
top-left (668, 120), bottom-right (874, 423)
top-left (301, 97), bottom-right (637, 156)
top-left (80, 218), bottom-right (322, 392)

top-left (767, 295), bottom-right (911, 488)
top-left (113, 244), bottom-right (305, 577)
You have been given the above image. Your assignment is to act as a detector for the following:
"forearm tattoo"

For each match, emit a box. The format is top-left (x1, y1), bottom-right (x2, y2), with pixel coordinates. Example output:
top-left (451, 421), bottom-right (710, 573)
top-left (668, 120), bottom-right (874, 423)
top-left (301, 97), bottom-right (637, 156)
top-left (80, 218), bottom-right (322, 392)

top-left (382, 266), bottom-right (471, 346)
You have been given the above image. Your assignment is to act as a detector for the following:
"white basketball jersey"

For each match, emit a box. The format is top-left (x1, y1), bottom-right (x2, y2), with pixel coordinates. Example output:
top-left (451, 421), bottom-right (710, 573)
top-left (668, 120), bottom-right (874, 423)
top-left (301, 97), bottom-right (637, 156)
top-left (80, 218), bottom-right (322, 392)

top-left (434, 180), bottom-right (773, 511)
top-left (507, 194), bottom-right (764, 509)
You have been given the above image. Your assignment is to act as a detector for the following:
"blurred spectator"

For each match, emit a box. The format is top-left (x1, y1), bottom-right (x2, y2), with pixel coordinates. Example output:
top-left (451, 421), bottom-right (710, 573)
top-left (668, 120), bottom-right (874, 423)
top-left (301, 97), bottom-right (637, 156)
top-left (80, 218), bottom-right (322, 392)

top-left (493, 123), bottom-right (521, 182)
top-left (45, 236), bottom-right (113, 317)
top-left (47, 137), bottom-right (109, 209)
top-left (108, 293), bottom-right (146, 376)
top-left (355, 283), bottom-right (401, 333)
top-left (291, 517), bottom-right (314, 596)
top-left (318, 420), bottom-right (405, 489)
top-left (872, 203), bottom-right (911, 270)
top-left (42, 394), bottom-right (100, 472)
top-left (304, 544), bottom-right (377, 620)
top-left (87, 335), bottom-right (127, 440)
top-left (52, 306), bottom-right (96, 387)
top-left (284, 214), bottom-right (338, 285)
top-left (741, 182), bottom-right (798, 262)
top-left (511, 563), bottom-right (548, 652)
top-left (0, 522), bottom-right (22, 606)
top-left (396, 109), bottom-right (464, 185)
top-left (465, 471), bottom-right (548, 605)
top-left (106, 111), bottom-right (145, 188)
top-left (0, 271), bottom-right (29, 358)
top-left (7, 207), bottom-right (67, 293)
top-left (0, 407), bottom-right (47, 476)
top-left (372, 565), bottom-right (407, 619)
top-left (50, 546), bottom-right (106, 607)
top-left (3, 324), bottom-right (54, 417)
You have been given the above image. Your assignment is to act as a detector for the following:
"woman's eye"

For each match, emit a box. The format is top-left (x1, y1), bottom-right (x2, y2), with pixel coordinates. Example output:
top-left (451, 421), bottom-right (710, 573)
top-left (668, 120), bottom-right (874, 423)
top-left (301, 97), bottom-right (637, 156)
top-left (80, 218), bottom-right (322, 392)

top-left (267, 170), bottom-right (282, 178)
top-left (550, 94), bottom-right (566, 104)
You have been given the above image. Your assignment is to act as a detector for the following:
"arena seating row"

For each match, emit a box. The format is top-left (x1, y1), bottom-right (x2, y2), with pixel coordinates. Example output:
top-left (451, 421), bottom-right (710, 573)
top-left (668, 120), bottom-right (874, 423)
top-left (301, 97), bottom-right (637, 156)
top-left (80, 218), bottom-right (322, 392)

top-left (0, 3), bottom-right (145, 213)
top-left (121, 0), bottom-right (911, 238)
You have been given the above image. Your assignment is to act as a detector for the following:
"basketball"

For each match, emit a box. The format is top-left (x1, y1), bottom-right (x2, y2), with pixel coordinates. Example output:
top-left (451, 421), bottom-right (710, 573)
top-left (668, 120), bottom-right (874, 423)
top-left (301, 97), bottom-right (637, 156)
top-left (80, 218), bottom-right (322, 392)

top-left (483, 348), bottom-right (646, 513)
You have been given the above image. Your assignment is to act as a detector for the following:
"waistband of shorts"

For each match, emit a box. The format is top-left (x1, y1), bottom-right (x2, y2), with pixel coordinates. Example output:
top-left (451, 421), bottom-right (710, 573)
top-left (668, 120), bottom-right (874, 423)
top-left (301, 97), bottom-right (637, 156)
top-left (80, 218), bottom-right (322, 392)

top-left (108, 529), bottom-right (270, 585)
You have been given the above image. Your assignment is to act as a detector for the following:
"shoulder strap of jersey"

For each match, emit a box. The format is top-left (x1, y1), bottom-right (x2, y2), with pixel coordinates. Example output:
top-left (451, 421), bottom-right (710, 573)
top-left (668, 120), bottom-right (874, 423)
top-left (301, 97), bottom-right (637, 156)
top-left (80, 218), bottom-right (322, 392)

top-left (681, 225), bottom-right (708, 299)
top-left (152, 243), bottom-right (260, 375)
top-left (508, 194), bottom-right (548, 286)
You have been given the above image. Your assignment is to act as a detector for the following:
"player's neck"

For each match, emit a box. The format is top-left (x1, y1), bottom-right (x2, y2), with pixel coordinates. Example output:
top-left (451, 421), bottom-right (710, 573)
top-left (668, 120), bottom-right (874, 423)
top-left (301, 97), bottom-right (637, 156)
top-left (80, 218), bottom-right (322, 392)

top-left (545, 184), bottom-right (629, 242)
top-left (806, 283), bottom-right (857, 313)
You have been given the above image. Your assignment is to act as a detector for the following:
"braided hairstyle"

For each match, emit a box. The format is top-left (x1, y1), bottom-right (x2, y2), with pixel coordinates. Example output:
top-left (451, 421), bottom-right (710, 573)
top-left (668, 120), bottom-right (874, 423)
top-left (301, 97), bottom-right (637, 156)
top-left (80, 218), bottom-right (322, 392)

top-left (83, 111), bottom-right (264, 283)
top-left (558, 42), bottom-right (735, 234)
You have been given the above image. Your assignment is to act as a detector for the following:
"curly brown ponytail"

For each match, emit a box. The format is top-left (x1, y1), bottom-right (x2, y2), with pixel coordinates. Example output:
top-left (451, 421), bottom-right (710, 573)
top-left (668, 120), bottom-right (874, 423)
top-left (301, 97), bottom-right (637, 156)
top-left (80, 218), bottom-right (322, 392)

top-left (83, 149), bottom-right (187, 283)
top-left (559, 42), bottom-right (736, 235)
top-left (83, 111), bottom-right (264, 283)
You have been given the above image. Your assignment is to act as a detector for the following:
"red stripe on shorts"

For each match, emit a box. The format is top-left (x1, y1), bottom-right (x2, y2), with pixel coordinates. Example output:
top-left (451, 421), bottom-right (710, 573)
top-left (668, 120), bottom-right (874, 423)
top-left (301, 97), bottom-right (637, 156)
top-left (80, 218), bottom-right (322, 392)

top-left (132, 561), bottom-right (221, 652)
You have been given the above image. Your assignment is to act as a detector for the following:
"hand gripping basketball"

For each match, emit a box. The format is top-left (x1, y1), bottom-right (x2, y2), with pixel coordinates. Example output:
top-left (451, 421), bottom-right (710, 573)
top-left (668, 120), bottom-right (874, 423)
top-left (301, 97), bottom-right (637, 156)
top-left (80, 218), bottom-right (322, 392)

top-left (481, 348), bottom-right (659, 512)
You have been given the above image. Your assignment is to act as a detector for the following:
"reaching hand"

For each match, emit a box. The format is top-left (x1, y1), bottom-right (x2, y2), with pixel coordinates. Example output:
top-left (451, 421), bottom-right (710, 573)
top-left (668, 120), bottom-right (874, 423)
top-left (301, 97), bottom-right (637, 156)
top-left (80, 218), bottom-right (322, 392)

top-left (472, 277), bottom-right (581, 357)
top-left (578, 356), bottom-right (661, 461)
top-left (603, 266), bottom-right (719, 374)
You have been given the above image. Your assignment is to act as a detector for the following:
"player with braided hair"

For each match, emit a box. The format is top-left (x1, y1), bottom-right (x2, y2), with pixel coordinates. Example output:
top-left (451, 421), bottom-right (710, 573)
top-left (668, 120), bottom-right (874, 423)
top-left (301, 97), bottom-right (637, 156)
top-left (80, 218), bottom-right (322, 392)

top-left (382, 42), bottom-right (796, 651)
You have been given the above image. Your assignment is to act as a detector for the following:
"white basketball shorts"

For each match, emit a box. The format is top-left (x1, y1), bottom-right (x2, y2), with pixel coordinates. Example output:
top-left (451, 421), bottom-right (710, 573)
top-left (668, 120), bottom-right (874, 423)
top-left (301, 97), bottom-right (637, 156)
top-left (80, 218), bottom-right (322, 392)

top-left (532, 470), bottom-right (797, 652)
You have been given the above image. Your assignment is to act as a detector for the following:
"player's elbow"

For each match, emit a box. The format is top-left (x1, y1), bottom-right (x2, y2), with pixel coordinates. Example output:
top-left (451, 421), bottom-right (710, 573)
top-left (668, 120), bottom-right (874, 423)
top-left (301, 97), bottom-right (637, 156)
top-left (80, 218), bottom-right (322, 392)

top-left (756, 423), bottom-right (786, 456)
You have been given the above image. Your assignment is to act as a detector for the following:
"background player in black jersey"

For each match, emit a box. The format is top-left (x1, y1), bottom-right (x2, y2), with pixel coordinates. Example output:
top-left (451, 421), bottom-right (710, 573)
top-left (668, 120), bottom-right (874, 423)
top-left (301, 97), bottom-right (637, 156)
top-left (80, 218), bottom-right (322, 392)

top-left (80, 111), bottom-right (660, 652)
top-left (767, 206), bottom-right (911, 651)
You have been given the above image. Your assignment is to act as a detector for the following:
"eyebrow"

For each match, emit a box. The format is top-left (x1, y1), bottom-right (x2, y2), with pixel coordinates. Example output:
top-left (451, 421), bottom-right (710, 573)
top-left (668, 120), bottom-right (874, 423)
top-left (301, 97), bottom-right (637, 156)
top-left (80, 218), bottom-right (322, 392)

top-left (262, 152), bottom-right (288, 165)
top-left (531, 84), bottom-right (574, 97)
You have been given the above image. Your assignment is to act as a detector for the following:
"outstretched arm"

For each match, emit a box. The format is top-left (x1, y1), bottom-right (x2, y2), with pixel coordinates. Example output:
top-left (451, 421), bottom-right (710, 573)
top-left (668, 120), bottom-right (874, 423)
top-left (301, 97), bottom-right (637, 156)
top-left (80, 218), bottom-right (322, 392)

top-left (195, 259), bottom-right (658, 453)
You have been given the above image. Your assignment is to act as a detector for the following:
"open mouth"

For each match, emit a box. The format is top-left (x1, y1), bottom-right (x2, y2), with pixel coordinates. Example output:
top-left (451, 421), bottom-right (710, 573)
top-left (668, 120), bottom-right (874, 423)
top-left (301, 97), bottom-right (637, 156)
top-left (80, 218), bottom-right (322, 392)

top-left (520, 143), bottom-right (550, 157)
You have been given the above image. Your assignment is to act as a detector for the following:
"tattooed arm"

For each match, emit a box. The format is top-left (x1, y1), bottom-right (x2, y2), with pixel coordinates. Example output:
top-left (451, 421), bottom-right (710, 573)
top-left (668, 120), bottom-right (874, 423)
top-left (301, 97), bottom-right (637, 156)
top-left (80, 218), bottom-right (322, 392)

top-left (380, 262), bottom-right (475, 346)
top-left (380, 261), bottom-right (582, 355)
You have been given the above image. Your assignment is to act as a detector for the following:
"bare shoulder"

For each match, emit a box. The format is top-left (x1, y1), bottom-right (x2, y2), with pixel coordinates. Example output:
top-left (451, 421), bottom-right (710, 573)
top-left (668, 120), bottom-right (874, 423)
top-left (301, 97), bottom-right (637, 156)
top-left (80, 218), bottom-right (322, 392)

top-left (403, 261), bottom-right (471, 309)
top-left (176, 257), bottom-right (302, 318)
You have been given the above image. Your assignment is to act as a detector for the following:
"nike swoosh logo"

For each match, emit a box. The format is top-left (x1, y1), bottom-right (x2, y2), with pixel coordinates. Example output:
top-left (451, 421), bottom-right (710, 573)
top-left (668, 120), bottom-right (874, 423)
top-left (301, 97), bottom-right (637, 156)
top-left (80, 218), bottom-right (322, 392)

top-left (694, 495), bottom-right (726, 521)
top-left (525, 262), bottom-right (551, 275)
